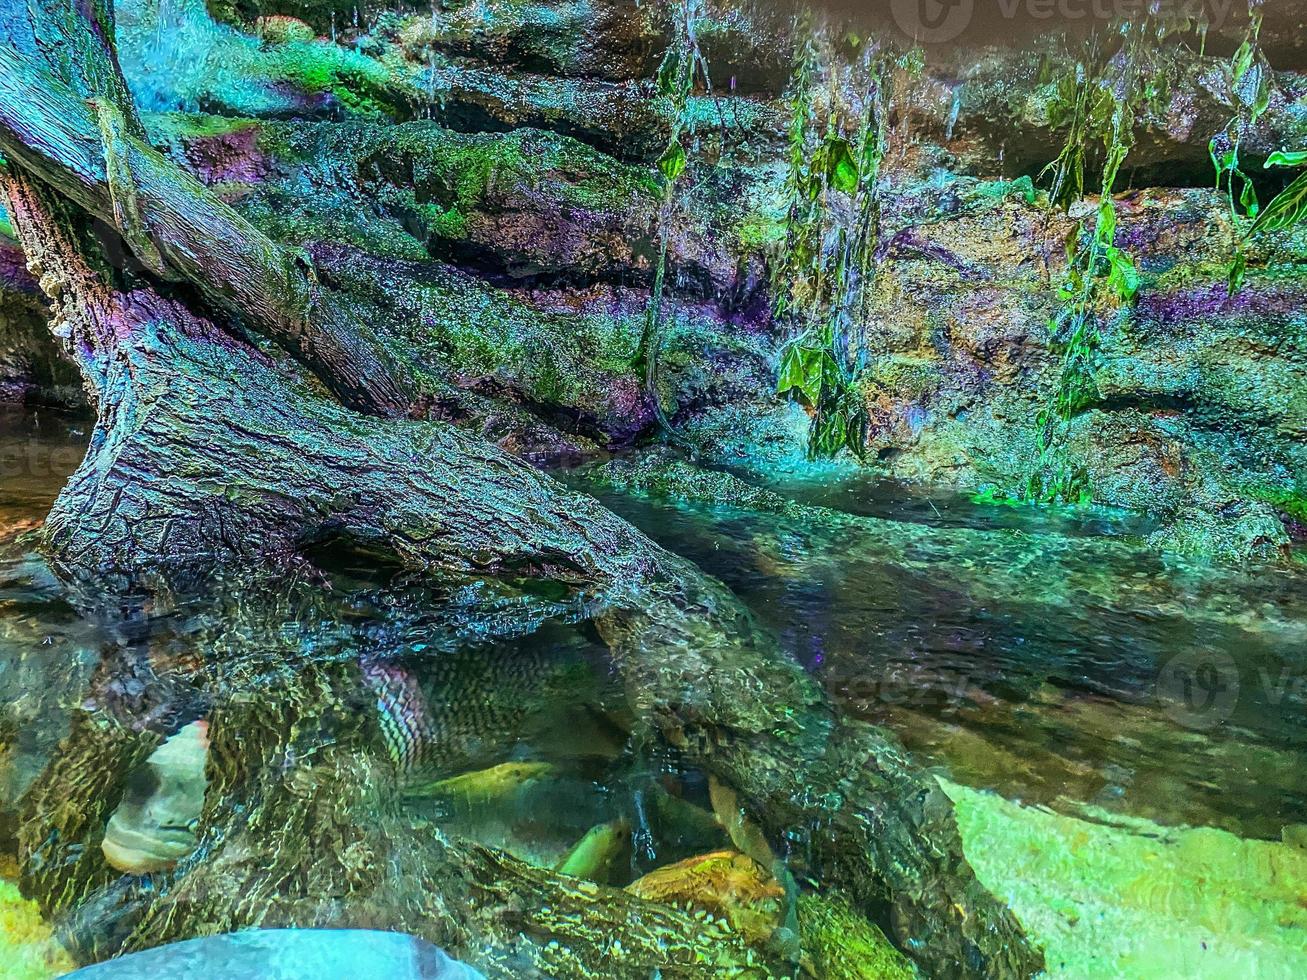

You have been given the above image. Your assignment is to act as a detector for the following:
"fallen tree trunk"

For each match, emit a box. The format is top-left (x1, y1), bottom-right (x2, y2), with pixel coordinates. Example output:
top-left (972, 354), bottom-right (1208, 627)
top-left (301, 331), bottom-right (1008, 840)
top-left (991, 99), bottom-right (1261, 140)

top-left (20, 640), bottom-right (780, 977)
top-left (0, 7), bottom-right (1043, 975)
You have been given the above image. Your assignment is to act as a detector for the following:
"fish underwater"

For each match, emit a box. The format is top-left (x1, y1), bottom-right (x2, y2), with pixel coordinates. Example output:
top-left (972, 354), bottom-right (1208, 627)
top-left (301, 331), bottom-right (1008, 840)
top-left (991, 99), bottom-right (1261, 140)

top-left (100, 637), bottom-right (628, 876)
top-left (101, 720), bottom-right (209, 875)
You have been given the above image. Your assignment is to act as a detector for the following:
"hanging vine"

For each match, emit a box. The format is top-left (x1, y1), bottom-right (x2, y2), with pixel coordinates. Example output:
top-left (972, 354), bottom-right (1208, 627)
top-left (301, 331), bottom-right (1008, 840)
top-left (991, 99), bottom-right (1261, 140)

top-left (772, 23), bottom-right (902, 460)
top-left (1026, 23), bottom-right (1159, 504)
top-left (1210, 0), bottom-right (1271, 295)
top-left (635, 0), bottom-right (722, 440)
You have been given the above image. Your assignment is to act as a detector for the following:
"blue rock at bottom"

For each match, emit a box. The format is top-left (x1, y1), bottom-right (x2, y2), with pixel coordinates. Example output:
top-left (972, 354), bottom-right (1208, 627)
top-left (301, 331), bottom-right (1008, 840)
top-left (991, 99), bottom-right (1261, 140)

top-left (65, 929), bottom-right (485, 979)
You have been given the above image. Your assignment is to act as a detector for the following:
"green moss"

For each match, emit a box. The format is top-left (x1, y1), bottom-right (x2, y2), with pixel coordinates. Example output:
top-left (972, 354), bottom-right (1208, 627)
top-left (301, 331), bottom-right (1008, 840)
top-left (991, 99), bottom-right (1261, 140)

top-left (154, 113), bottom-right (261, 141)
top-left (269, 41), bottom-right (398, 117)
top-left (420, 128), bottom-right (656, 236)
top-left (735, 211), bottom-right (787, 252)
top-left (122, 0), bottom-right (419, 120)
top-left (242, 186), bottom-right (431, 262)
top-left (1242, 486), bottom-right (1307, 523)
top-left (946, 779), bottom-right (1307, 977)
top-left (1275, 496), bottom-right (1307, 522)
top-left (240, 120), bottom-right (657, 256)
top-left (381, 127), bottom-right (655, 241)
top-left (968, 174), bottom-right (1041, 205)
top-left (866, 354), bottom-right (940, 399)
top-left (0, 876), bottom-right (74, 980)
top-left (798, 894), bottom-right (915, 980)
top-left (335, 259), bottom-right (644, 417)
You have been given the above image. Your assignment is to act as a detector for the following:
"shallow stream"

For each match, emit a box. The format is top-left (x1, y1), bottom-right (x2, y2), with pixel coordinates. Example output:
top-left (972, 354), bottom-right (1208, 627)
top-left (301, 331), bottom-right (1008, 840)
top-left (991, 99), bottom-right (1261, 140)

top-left (2, 406), bottom-right (1306, 977)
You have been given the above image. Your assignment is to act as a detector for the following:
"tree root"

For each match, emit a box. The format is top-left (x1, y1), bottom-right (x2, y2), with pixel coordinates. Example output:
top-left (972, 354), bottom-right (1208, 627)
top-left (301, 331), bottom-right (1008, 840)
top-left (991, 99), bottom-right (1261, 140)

top-left (0, 7), bottom-right (1043, 974)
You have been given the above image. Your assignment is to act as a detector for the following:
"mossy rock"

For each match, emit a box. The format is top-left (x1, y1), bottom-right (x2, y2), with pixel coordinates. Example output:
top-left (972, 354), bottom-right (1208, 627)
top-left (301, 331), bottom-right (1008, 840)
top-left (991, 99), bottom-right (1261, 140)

top-left (1148, 505), bottom-right (1291, 563)
top-left (626, 849), bottom-right (914, 977)
top-left (254, 14), bottom-right (315, 44)
top-left (865, 355), bottom-right (942, 401)
top-left (945, 779), bottom-right (1307, 977)
top-left (0, 872), bottom-right (75, 980)
top-left (798, 894), bottom-right (916, 980)
top-left (627, 849), bottom-right (785, 947)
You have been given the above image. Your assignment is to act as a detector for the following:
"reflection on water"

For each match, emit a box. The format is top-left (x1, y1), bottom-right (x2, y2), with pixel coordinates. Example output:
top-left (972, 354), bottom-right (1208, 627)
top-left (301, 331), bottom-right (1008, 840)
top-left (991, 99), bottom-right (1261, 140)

top-left (587, 478), bottom-right (1307, 839)
top-left (3, 408), bottom-right (1307, 976)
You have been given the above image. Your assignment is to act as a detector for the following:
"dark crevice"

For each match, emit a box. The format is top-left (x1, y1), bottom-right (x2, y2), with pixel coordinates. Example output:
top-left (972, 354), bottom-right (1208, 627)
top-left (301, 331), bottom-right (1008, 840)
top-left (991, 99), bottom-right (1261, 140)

top-left (414, 230), bottom-right (745, 312)
top-left (1085, 392), bottom-right (1286, 437)
top-left (431, 98), bottom-right (663, 165)
top-left (468, 374), bottom-right (655, 450)
top-left (298, 524), bottom-right (412, 578)
top-left (1004, 146), bottom-right (1302, 200)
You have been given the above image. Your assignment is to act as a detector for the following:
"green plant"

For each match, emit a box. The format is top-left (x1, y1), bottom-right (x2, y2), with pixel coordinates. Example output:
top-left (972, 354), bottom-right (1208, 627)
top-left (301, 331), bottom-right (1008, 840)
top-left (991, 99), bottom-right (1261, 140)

top-left (635, 0), bottom-right (722, 440)
top-left (1246, 150), bottom-right (1307, 237)
top-left (1211, 4), bottom-right (1271, 294)
top-left (773, 25), bottom-right (908, 460)
top-left (1028, 24), bottom-right (1153, 504)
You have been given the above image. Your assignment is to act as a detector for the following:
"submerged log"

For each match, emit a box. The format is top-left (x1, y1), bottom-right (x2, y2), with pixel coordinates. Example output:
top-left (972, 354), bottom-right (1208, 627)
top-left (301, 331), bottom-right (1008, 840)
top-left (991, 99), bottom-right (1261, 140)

top-left (0, 4), bottom-right (1042, 975)
top-left (3, 164), bottom-right (1040, 975)
top-left (18, 642), bottom-right (780, 977)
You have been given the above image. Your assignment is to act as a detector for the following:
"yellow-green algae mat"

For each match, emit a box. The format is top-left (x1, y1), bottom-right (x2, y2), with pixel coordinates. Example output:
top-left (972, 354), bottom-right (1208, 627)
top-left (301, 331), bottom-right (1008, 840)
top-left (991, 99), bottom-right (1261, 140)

top-left (944, 779), bottom-right (1307, 978)
top-left (6, 787), bottom-right (1307, 979)
top-left (0, 858), bottom-right (73, 980)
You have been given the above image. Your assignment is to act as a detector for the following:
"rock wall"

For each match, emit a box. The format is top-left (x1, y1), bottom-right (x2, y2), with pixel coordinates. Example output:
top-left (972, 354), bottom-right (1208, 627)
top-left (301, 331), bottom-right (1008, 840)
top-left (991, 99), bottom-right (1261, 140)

top-left (3, 0), bottom-right (1304, 558)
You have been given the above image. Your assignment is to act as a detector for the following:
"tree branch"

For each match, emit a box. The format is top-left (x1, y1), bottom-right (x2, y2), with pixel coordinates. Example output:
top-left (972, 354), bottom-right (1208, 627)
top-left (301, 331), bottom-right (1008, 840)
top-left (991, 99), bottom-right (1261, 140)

top-left (0, 44), bottom-right (412, 415)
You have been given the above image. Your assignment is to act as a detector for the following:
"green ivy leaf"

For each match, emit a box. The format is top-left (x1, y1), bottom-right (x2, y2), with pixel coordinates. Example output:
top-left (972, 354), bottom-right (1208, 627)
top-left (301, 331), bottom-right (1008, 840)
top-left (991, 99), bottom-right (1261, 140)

top-left (657, 141), bottom-right (687, 183)
top-left (1103, 246), bottom-right (1139, 301)
top-left (822, 136), bottom-right (860, 195)
top-left (1238, 172), bottom-right (1259, 217)
top-left (776, 344), bottom-right (826, 405)
top-left (1232, 39), bottom-right (1253, 84)
top-left (1226, 251), bottom-right (1247, 296)
top-left (1095, 199), bottom-right (1116, 247)
top-left (656, 49), bottom-right (682, 98)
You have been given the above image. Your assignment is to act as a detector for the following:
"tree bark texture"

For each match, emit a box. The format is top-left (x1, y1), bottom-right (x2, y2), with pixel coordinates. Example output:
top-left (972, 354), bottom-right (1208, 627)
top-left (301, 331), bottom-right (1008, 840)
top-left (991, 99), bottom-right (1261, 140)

top-left (0, 4), bottom-right (1043, 975)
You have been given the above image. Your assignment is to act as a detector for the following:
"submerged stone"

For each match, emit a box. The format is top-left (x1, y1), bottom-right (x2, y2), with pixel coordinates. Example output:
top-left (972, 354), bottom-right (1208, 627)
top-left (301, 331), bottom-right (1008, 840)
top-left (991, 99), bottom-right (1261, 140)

top-left (0, 870), bottom-right (74, 980)
top-left (626, 850), bottom-right (914, 977)
top-left (64, 929), bottom-right (483, 979)
top-left (946, 779), bottom-right (1307, 977)
top-left (627, 849), bottom-right (785, 947)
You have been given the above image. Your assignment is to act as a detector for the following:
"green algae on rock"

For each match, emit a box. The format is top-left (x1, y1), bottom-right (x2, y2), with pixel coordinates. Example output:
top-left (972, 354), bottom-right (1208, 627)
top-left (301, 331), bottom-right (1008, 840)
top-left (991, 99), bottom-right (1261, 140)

top-left (945, 779), bottom-right (1307, 978)
top-left (73, 0), bottom-right (1306, 560)
top-left (0, 870), bottom-right (74, 980)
